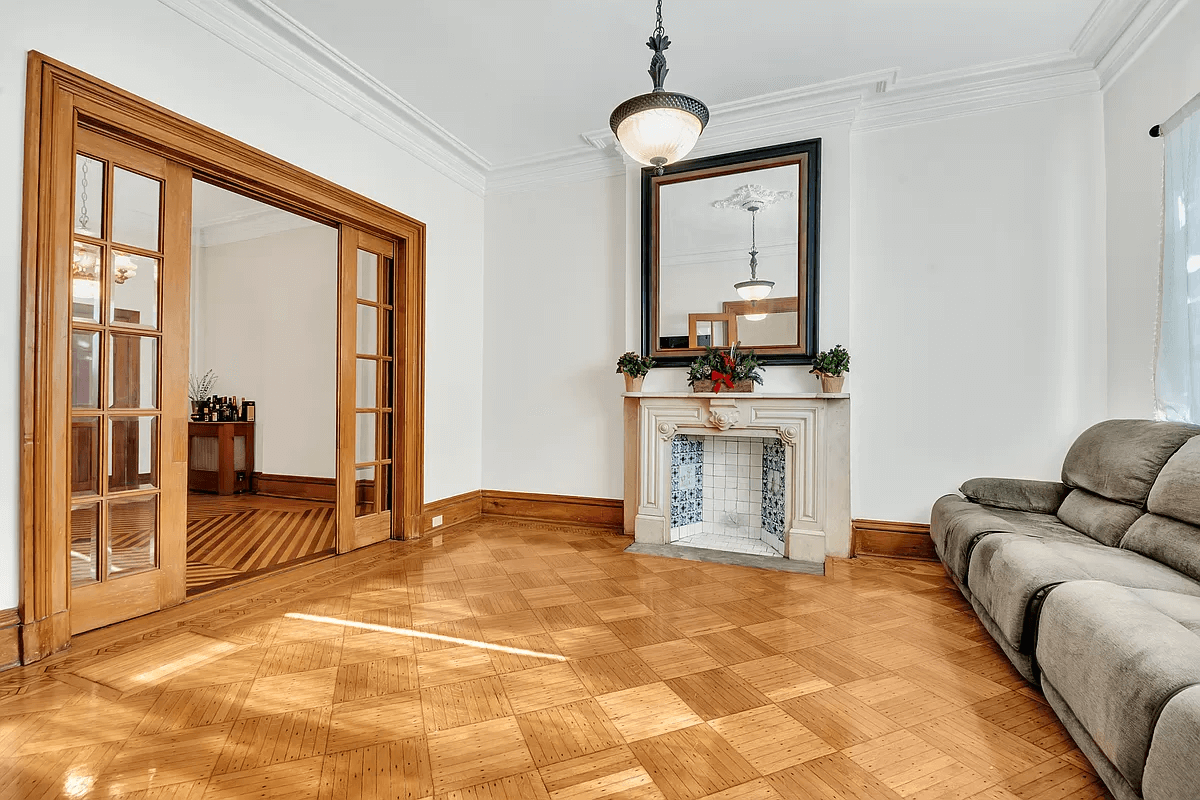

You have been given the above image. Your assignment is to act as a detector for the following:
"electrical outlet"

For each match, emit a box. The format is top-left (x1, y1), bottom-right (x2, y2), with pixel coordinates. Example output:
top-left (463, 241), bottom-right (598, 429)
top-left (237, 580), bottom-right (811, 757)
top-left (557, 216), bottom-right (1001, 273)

top-left (432, 515), bottom-right (443, 527)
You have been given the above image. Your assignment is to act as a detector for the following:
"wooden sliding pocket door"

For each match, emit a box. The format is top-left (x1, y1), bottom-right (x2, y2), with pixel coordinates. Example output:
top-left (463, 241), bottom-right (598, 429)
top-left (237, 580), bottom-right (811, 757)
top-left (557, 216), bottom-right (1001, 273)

top-left (68, 128), bottom-right (191, 634)
top-left (337, 226), bottom-right (398, 551)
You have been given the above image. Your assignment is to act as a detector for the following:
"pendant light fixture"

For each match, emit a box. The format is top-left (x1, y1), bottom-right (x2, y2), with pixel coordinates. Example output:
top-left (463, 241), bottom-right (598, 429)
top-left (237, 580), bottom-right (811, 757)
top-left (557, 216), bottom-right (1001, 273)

top-left (72, 160), bottom-right (100, 301)
top-left (610, 0), bottom-right (709, 174)
top-left (735, 202), bottom-right (774, 309)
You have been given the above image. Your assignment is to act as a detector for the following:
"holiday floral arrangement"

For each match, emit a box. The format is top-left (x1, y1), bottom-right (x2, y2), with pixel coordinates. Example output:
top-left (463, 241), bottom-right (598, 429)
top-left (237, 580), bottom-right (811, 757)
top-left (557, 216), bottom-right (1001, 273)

top-left (687, 345), bottom-right (764, 393)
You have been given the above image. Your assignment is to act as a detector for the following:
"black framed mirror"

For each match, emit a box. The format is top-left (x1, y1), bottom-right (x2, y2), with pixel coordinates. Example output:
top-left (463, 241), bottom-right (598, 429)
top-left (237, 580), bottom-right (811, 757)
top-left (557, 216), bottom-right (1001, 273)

top-left (642, 139), bottom-right (821, 366)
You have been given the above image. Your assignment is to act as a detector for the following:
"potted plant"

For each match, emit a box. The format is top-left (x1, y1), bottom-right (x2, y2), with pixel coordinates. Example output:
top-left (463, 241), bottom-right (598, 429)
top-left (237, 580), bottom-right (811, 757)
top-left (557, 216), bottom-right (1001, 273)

top-left (810, 345), bottom-right (850, 393)
top-left (616, 352), bottom-right (655, 392)
top-left (189, 370), bottom-right (218, 414)
top-left (687, 345), bottom-right (764, 393)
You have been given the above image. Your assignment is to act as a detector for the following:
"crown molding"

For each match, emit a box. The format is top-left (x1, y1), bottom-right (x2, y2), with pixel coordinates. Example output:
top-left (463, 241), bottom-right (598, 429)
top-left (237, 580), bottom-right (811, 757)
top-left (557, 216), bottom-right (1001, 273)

top-left (1074, 0), bottom-right (1187, 88)
top-left (156, 0), bottom-right (490, 196)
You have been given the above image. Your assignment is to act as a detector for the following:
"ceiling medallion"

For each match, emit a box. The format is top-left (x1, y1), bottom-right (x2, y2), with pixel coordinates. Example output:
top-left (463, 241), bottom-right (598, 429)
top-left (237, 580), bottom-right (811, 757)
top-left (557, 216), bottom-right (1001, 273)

top-left (609, 0), bottom-right (710, 175)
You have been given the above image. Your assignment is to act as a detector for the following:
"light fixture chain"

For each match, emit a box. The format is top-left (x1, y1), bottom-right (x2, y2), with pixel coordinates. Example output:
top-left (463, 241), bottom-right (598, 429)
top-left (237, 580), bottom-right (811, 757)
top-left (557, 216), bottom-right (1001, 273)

top-left (749, 210), bottom-right (759, 280)
top-left (655, 0), bottom-right (664, 36)
top-left (79, 160), bottom-right (90, 231)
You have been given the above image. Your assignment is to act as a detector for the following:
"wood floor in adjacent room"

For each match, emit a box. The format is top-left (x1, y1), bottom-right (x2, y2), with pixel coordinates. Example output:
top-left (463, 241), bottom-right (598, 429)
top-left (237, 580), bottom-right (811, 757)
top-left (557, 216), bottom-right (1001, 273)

top-left (0, 517), bottom-right (1111, 799)
top-left (187, 493), bottom-right (336, 594)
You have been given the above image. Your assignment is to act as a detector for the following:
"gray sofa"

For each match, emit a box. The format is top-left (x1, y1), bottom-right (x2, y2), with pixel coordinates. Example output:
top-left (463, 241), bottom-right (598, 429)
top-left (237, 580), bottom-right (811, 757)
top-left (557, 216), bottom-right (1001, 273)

top-left (932, 419), bottom-right (1200, 800)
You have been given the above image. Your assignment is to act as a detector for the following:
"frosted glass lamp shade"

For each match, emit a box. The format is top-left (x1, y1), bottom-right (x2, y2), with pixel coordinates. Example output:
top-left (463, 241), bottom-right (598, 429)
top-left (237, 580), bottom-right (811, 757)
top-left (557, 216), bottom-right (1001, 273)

top-left (610, 92), bottom-right (709, 169)
top-left (743, 313), bottom-right (768, 322)
top-left (735, 279), bottom-right (774, 302)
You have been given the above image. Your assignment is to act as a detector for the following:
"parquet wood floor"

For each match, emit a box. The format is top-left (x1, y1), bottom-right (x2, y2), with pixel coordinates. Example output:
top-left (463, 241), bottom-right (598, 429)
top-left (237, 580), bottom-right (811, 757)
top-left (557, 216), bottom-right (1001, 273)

top-left (186, 493), bottom-right (336, 594)
top-left (0, 518), bottom-right (1113, 799)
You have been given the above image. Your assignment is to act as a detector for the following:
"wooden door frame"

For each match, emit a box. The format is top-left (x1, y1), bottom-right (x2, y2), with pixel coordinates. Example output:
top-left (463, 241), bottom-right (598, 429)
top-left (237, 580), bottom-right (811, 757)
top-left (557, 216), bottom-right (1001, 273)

top-left (18, 53), bottom-right (426, 664)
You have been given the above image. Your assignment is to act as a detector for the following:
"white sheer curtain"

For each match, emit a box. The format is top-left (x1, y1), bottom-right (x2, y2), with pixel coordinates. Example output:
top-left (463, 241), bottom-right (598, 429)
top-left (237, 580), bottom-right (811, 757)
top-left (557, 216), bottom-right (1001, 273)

top-left (1156, 110), bottom-right (1200, 423)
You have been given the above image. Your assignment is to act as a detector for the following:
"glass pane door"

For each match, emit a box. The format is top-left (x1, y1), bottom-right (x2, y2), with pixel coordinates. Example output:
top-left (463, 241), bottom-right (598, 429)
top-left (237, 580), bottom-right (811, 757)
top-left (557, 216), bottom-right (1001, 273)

top-left (338, 228), bottom-right (397, 551)
top-left (69, 128), bottom-right (189, 634)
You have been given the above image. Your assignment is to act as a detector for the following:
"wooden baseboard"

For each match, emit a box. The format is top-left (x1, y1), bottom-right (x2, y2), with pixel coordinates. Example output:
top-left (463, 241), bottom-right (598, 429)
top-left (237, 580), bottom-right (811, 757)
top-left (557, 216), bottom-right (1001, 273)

top-left (0, 609), bottom-right (19, 669)
top-left (851, 519), bottom-right (937, 561)
top-left (253, 472), bottom-right (336, 503)
top-left (482, 491), bottom-right (623, 528)
top-left (422, 490), bottom-right (482, 534)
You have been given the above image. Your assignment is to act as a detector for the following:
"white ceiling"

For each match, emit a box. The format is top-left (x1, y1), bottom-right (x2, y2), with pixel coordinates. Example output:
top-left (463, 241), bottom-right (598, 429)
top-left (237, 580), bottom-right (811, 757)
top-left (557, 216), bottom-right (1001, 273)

top-left (270, 0), bottom-right (1104, 166)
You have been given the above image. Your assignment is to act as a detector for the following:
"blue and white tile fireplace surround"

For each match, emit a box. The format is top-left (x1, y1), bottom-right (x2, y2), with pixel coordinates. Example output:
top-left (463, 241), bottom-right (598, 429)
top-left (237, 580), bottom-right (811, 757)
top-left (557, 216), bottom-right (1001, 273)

top-left (623, 392), bottom-right (851, 568)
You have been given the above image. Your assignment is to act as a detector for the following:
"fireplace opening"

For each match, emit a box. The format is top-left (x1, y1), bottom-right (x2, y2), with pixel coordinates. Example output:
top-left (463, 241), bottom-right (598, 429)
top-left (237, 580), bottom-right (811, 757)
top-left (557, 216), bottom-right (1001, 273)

top-left (670, 434), bottom-right (786, 557)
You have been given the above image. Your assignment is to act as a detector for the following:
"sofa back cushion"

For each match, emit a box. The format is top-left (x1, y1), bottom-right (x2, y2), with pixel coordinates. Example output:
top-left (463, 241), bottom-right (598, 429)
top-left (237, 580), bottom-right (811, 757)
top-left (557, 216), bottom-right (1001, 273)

top-left (1060, 420), bottom-right (1200, 505)
top-left (1122, 514), bottom-right (1200, 582)
top-left (1147, 438), bottom-right (1200, 526)
top-left (1056, 489), bottom-right (1143, 547)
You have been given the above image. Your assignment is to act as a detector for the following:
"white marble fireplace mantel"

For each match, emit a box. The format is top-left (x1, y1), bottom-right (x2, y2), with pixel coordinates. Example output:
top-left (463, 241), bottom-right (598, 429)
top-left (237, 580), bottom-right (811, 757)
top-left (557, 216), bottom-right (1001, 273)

top-left (622, 392), bottom-right (851, 565)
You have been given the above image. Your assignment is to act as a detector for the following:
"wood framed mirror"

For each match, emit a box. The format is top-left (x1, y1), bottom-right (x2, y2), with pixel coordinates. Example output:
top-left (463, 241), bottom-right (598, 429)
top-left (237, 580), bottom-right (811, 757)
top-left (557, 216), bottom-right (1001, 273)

top-left (642, 139), bottom-right (821, 365)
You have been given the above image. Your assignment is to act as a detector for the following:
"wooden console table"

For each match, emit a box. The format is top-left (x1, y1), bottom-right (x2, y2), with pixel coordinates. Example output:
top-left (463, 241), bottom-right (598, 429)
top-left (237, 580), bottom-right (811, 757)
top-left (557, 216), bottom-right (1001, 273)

top-left (188, 421), bottom-right (255, 495)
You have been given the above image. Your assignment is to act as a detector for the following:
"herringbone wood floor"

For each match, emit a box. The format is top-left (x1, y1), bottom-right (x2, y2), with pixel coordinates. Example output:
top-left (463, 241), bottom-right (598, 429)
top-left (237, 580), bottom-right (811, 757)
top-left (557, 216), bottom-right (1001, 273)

top-left (0, 517), bottom-right (1112, 799)
top-left (187, 494), bottom-right (336, 594)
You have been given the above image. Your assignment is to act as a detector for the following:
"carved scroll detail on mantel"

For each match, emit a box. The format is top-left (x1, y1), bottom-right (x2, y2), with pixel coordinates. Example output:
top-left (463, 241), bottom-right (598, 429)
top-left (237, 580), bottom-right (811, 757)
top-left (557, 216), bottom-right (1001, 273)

top-left (657, 422), bottom-right (678, 441)
top-left (777, 425), bottom-right (801, 447)
top-left (707, 398), bottom-right (740, 431)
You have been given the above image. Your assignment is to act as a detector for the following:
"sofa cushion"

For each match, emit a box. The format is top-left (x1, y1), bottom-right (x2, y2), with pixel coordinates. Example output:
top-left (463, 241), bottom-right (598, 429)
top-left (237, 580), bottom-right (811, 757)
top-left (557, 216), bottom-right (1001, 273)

top-left (1056, 489), bottom-right (1143, 547)
top-left (1060, 419), bottom-right (1200, 505)
top-left (1147, 437), bottom-right (1200, 527)
top-left (1036, 581), bottom-right (1200, 795)
top-left (1143, 685), bottom-right (1200, 800)
top-left (959, 477), bottom-right (1071, 514)
top-left (967, 534), bottom-right (1200, 653)
top-left (1122, 514), bottom-right (1200, 583)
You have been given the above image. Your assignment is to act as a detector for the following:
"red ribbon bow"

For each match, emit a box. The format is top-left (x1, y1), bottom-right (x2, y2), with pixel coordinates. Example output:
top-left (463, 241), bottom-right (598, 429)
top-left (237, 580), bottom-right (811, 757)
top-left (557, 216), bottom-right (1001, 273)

top-left (710, 370), bottom-right (735, 393)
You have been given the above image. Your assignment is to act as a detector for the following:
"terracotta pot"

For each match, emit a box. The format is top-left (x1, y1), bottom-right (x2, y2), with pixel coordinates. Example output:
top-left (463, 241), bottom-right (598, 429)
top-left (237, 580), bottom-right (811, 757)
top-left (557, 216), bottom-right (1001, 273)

top-left (624, 374), bottom-right (645, 393)
top-left (691, 379), bottom-right (754, 393)
top-left (819, 374), bottom-right (845, 393)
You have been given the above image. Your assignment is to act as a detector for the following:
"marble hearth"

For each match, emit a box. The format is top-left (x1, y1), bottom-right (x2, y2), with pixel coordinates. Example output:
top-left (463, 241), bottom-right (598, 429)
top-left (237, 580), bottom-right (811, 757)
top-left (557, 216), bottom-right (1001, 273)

top-left (623, 392), bottom-right (851, 568)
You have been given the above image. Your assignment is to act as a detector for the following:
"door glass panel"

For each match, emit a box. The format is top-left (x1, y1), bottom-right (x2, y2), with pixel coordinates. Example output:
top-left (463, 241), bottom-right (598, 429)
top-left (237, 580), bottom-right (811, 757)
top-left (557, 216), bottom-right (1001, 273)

top-left (355, 465), bottom-right (375, 517)
top-left (357, 250), bottom-right (377, 302)
top-left (74, 154), bottom-right (105, 239)
top-left (379, 463), bottom-right (392, 513)
top-left (380, 361), bottom-right (392, 410)
top-left (378, 309), bottom-right (393, 357)
top-left (356, 358), bottom-right (376, 408)
top-left (72, 416), bottom-right (100, 497)
top-left (357, 304), bottom-right (377, 354)
top-left (72, 331), bottom-right (101, 409)
top-left (108, 494), bottom-right (157, 578)
top-left (108, 416), bottom-right (158, 492)
top-left (112, 167), bottom-right (161, 251)
top-left (380, 412), bottom-right (392, 460)
top-left (109, 334), bottom-right (158, 409)
top-left (356, 413), bottom-right (376, 463)
top-left (71, 241), bottom-right (102, 322)
top-left (70, 502), bottom-right (100, 587)
top-left (111, 252), bottom-right (159, 328)
top-left (381, 258), bottom-right (394, 306)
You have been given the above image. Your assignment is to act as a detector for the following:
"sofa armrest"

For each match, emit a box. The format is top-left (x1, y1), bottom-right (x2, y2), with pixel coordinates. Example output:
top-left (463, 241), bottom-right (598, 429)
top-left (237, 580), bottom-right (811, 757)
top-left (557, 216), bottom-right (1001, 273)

top-left (960, 477), bottom-right (1071, 515)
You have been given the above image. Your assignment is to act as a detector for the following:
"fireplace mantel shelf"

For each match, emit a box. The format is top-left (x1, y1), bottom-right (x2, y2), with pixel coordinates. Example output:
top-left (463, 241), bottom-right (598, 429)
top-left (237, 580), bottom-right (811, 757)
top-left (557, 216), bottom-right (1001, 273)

top-left (622, 392), bottom-right (848, 399)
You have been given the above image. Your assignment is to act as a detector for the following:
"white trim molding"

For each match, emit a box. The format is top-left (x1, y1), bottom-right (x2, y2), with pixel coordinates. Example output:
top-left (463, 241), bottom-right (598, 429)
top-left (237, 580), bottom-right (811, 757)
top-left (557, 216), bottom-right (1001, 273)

top-left (156, 0), bottom-right (491, 196)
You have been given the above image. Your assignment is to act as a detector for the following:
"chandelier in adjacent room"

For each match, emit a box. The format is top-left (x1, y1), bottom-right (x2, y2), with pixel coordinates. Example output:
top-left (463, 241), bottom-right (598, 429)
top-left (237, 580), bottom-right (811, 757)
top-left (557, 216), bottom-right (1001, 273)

top-left (609, 0), bottom-right (709, 174)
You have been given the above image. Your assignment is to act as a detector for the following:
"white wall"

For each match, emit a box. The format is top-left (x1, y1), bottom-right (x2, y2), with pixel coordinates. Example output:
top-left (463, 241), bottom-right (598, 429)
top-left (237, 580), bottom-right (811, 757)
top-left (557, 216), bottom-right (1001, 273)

top-left (482, 175), bottom-right (627, 498)
top-left (1103, 0), bottom-right (1200, 419)
top-left (1, 0), bottom-right (486, 609)
top-left (196, 223), bottom-right (339, 478)
top-left (482, 98), bottom-right (1108, 524)
top-left (851, 96), bottom-right (1109, 523)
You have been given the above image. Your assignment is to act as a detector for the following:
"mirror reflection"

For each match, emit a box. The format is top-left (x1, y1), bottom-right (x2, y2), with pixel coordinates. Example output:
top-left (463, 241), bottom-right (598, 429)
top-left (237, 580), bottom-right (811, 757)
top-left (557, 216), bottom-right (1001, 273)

top-left (644, 140), bottom-right (819, 364)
